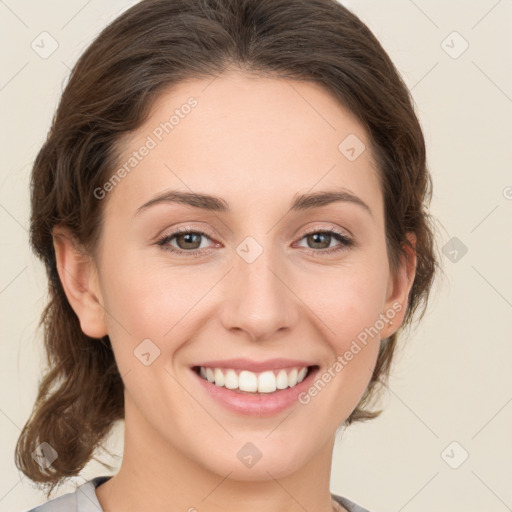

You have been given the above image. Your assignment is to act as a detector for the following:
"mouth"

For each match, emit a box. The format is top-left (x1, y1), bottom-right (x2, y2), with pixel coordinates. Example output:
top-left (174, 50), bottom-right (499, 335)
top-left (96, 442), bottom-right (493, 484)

top-left (191, 364), bottom-right (320, 395)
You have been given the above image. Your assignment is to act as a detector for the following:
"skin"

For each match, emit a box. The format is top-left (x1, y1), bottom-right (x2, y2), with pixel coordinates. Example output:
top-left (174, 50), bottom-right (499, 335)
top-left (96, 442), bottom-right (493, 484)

top-left (54, 71), bottom-right (416, 512)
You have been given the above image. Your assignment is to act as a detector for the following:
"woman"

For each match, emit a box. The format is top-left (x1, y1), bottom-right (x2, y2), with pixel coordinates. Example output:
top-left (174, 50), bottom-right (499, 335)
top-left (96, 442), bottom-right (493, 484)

top-left (16, 0), bottom-right (438, 511)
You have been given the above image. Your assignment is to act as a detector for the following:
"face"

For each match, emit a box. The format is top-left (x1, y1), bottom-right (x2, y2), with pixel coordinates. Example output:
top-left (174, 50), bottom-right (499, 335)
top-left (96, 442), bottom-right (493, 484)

top-left (67, 71), bottom-right (413, 481)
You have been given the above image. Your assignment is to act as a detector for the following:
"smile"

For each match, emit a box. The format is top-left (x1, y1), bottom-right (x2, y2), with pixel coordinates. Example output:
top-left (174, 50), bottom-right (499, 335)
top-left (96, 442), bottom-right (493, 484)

top-left (190, 363), bottom-right (320, 416)
top-left (194, 366), bottom-right (311, 394)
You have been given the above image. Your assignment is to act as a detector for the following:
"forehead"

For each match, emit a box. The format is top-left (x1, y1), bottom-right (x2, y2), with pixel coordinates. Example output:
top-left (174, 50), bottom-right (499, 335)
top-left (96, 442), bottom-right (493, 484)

top-left (107, 71), bottom-right (382, 217)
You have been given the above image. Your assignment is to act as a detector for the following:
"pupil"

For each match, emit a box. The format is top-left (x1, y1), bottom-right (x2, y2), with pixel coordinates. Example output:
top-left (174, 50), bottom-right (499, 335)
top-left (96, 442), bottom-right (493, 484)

top-left (310, 233), bottom-right (329, 249)
top-left (180, 233), bottom-right (200, 249)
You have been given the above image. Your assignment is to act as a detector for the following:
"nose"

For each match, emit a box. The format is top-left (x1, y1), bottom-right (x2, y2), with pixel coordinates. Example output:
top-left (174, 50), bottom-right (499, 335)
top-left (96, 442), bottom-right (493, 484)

top-left (218, 245), bottom-right (300, 342)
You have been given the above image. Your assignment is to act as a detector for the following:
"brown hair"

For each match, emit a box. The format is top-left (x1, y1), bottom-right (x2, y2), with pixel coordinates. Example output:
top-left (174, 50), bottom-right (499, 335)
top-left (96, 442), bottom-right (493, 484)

top-left (16, 0), bottom-right (438, 496)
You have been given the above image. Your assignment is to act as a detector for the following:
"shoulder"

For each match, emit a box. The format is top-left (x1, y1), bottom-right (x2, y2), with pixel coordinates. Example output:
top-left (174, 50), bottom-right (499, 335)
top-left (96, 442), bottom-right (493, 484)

top-left (25, 476), bottom-right (111, 512)
top-left (27, 481), bottom-right (362, 512)
top-left (331, 492), bottom-right (373, 512)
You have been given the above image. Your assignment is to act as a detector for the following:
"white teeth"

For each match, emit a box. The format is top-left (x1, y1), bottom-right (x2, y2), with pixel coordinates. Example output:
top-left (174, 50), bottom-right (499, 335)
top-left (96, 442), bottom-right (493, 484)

top-left (276, 369), bottom-right (288, 389)
top-left (257, 370), bottom-right (276, 393)
top-left (288, 368), bottom-right (298, 387)
top-left (197, 365), bottom-right (310, 393)
top-left (214, 368), bottom-right (225, 387)
top-left (239, 370), bottom-right (258, 392)
top-left (224, 369), bottom-right (238, 390)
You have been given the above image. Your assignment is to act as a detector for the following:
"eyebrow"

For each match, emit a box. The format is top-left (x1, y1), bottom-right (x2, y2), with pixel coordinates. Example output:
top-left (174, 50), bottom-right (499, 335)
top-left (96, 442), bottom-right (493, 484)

top-left (135, 188), bottom-right (372, 217)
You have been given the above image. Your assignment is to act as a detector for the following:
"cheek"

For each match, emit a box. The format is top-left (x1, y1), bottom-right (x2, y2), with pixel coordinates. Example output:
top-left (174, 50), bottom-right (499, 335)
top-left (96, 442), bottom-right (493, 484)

top-left (293, 266), bottom-right (387, 419)
top-left (98, 251), bottom-right (229, 381)
top-left (296, 260), bottom-right (390, 342)
top-left (99, 231), bottom-right (195, 318)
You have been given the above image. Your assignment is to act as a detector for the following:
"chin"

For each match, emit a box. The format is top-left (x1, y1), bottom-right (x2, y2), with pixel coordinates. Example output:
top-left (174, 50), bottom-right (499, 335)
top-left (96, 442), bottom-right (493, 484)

top-left (191, 436), bottom-right (317, 482)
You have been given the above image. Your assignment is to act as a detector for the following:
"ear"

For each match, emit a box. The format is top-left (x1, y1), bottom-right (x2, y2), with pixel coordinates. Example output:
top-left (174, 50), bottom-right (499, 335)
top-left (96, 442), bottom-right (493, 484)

top-left (52, 225), bottom-right (108, 339)
top-left (381, 232), bottom-right (417, 338)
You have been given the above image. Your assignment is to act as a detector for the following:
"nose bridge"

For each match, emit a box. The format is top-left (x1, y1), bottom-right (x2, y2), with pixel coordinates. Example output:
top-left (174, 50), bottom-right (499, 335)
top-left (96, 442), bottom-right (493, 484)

top-left (219, 234), bottom-right (298, 341)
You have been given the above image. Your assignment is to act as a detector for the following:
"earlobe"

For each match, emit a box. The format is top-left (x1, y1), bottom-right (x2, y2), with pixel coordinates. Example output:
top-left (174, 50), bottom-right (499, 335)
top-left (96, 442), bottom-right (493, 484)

top-left (382, 233), bottom-right (417, 338)
top-left (52, 226), bottom-right (108, 339)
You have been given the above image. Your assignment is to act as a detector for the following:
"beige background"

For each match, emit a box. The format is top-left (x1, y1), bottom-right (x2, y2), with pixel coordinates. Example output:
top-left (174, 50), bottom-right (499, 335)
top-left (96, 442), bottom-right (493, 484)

top-left (1, 1), bottom-right (511, 511)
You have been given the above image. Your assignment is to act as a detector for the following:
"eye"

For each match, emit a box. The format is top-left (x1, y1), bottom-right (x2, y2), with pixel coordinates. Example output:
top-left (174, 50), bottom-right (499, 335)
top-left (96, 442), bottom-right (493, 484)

top-left (295, 228), bottom-right (353, 255)
top-left (156, 227), bottom-right (216, 257)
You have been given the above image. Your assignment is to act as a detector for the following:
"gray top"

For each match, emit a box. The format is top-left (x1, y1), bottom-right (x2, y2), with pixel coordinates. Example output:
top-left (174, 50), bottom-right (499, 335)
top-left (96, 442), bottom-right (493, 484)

top-left (26, 476), bottom-right (371, 512)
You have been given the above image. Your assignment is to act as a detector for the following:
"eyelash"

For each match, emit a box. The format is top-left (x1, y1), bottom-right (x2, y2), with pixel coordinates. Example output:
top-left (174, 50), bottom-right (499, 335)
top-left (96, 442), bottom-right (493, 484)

top-left (156, 226), bottom-right (354, 258)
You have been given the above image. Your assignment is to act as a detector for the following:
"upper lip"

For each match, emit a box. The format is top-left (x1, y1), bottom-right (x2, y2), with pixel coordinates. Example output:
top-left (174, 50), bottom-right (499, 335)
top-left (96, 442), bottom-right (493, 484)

top-left (192, 358), bottom-right (316, 372)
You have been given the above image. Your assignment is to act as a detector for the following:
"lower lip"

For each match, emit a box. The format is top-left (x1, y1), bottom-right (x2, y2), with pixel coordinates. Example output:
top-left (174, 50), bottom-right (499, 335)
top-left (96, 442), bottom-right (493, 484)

top-left (191, 366), bottom-right (319, 416)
